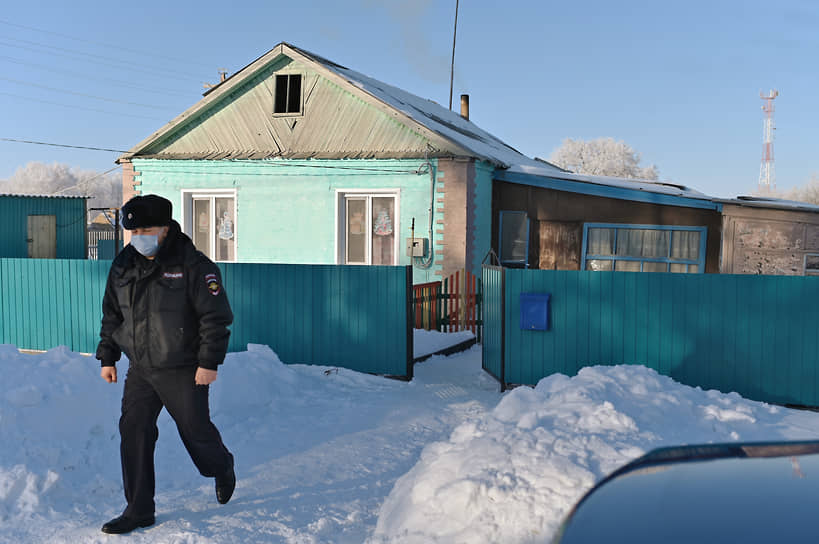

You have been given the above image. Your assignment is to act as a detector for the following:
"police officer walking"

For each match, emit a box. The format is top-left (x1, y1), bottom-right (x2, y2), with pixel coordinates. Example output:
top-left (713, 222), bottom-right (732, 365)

top-left (96, 194), bottom-right (236, 534)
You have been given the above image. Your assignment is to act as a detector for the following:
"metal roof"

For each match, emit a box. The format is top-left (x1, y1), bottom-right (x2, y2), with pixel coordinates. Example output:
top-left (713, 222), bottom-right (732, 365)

top-left (119, 43), bottom-right (563, 172)
top-left (0, 193), bottom-right (88, 199)
top-left (715, 195), bottom-right (819, 213)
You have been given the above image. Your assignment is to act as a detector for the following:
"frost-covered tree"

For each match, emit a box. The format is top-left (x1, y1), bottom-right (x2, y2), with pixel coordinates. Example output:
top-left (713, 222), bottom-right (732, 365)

top-left (784, 174), bottom-right (819, 205)
top-left (0, 161), bottom-right (121, 210)
top-left (753, 173), bottom-right (819, 205)
top-left (548, 137), bottom-right (659, 180)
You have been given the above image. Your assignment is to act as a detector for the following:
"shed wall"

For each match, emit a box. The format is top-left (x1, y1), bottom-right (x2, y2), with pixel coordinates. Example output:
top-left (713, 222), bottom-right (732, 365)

top-left (0, 196), bottom-right (86, 258)
top-left (721, 204), bottom-right (819, 275)
top-left (492, 182), bottom-right (723, 272)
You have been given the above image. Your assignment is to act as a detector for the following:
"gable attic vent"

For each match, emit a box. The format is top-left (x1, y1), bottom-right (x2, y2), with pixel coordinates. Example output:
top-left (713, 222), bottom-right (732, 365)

top-left (274, 74), bottom-right (303, 115)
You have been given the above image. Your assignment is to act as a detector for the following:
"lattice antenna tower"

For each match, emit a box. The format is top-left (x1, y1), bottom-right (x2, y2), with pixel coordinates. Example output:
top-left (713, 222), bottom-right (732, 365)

top-left (758, 89), bottom-right (779, 193)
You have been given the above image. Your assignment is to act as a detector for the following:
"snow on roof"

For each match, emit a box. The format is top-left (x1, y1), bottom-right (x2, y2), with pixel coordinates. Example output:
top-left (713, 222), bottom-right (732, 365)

top-left (506, 162), bottom-right (714, 200)
top-left (298, 45), bottom-right (564, 171)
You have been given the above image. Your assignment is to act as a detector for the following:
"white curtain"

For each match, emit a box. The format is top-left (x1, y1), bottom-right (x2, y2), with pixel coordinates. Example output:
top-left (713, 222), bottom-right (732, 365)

top-left (587, 228), bottom-right (614, 256)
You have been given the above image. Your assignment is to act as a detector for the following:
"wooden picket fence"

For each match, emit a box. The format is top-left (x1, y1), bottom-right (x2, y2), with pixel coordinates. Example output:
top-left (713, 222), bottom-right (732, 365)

top-left (411, 269), bottom-right (482, 341)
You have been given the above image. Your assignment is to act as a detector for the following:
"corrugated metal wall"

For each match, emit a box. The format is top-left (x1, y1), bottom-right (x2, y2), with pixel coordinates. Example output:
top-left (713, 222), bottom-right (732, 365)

top-left (481, 266), bottom-right (504, 386)
top-left (220, 263), bottom-right (412, 377)
top-left (0, 196), bottom-right (86, 258)
top-left (0, 259), bottom-right (412, 379)
top-left (486, 268), bottom-right (819, 406)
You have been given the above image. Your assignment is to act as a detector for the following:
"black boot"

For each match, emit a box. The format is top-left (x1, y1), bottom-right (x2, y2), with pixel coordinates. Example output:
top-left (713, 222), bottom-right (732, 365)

top-left (215, 466), bottom-right (236, 504)
top-left (101, 513), bottom-right (155, 534)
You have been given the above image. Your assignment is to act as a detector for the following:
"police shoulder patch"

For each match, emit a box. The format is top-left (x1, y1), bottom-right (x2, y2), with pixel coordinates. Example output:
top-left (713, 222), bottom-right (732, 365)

top-left (205, 273), bottom-right (221, 296)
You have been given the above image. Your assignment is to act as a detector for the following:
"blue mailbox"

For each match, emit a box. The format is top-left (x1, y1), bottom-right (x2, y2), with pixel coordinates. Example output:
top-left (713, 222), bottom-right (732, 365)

top-left (520, 293), bottom-right (550, 331)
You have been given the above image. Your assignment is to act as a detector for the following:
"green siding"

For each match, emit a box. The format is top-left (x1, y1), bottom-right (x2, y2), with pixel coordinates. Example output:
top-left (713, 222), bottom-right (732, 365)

top-left (133, 158), bottom-right (441, 283)
top-left (0, 259), bottom-right (412, 378)
top-left (485, 267), bottom-right (819, 406)
top-left (0, 196), bottom-right (86, 258)
top-left (471, 161), bottom-right (494, 275)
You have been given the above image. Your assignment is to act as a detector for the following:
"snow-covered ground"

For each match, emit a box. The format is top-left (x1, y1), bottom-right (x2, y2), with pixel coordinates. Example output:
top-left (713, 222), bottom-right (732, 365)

top-left (3, 331), bottom-right (819, 543)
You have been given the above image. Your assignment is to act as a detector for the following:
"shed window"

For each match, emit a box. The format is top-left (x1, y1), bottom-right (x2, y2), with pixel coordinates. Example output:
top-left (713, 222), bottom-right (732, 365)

top-left (583, 224), bottom-right (706, 273)
top-left (499, 211), bottom-right (529, 268)
top-left (274, 74), bottom-right (302, 115)
top-left (806, 254), bottom-right (819, 276)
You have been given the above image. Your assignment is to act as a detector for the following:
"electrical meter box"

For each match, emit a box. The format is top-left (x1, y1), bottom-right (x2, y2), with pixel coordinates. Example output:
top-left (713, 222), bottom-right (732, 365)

top-left (406, 237), bottom-right (428, 257)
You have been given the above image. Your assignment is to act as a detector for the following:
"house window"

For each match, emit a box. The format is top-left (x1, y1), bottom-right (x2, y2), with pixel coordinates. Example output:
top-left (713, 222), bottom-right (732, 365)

top-left (806, 254), bottom-right (819, 276)
top-left (499, 210), bottom-right (529, 268)
top-left (274, 74), bottom-right (302, 115)
top-left (338, 193), bottom-right (397, 265)
top-left (182, 191), bottom-right (236, 262)
top-left (582, 224), bottom-right (706, 273)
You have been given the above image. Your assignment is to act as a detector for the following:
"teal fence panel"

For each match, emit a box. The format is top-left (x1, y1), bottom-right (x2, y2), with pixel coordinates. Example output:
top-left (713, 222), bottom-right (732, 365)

top-left (0, 258), bottom-right (110, 352)
top-left (480, 265), bottom-right (505, 385)
top-left (0, 259), bottom-right (412, 379)
top-left (497, 269), bottom-right (819, 406)
top-left (219, 263), bottom-right (411, 377)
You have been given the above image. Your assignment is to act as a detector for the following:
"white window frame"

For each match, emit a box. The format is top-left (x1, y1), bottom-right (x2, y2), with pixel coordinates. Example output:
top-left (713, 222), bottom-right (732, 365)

top-left (335, 189), bottom-right (400, 265)
top-left (180, 189), bottom-right (237, 262)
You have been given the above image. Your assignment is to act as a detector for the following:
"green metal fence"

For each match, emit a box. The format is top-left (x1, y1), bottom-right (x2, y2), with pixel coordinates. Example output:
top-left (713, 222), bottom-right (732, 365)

top-left (0, 259), bottom-right (413, 379)
top-left (481, 265), bottom-right (504, 385)
top-left (482, 266), bottom-right (819, 406)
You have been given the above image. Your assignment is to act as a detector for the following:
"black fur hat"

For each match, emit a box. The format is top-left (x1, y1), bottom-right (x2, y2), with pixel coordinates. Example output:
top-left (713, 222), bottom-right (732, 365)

top-left (121, 194), bottom-right (172, 229)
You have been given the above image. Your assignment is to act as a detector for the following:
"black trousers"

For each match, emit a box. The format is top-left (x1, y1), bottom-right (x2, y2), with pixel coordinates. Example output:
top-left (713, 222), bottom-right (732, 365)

top-left (119, 365), bottom-right (233, 518)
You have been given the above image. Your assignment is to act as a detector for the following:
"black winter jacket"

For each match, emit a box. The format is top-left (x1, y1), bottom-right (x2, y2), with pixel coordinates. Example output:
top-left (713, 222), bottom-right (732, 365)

top-left (96, 220), bottom-right (233, 371)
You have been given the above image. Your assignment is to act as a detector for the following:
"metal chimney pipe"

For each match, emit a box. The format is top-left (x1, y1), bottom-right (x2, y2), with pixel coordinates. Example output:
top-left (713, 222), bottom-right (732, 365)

top-left (460, 94), bottom-right (469, 120)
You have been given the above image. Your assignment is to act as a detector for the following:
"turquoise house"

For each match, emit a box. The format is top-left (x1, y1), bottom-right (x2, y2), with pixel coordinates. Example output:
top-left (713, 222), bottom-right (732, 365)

top-left (117, 42), bottom-right (559, 283)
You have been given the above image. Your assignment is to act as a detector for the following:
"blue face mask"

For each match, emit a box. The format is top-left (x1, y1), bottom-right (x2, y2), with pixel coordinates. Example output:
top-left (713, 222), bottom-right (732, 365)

top-left (131, 234), bottom-right (160, 257)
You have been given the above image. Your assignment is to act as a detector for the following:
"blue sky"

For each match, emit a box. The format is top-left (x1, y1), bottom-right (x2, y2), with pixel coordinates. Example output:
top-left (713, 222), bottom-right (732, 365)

top-left (1, 0), bottom-right (816, 198)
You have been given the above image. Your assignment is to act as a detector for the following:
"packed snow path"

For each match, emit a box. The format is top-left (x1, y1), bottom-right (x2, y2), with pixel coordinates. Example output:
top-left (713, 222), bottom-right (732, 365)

top-left (0, 335), bottom-right (500, 543)
top-left (3, 333), bottom-right (819, 543)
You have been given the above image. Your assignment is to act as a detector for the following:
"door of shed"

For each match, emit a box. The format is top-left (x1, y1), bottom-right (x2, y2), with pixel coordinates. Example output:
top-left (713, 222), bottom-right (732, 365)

top-left (27, 215), bottom-right (56, 258)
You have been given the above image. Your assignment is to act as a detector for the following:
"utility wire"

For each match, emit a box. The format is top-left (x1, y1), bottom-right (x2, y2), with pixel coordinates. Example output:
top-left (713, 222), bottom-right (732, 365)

top-left (0, 140), bottom-right (428, 175)
top-left (0, 138), bottom-right (129, 153)
top-left (0, 35), bottom-right (206, 80)
top-left (0, 18), bottom-right (214, 70)
top-left (0, 54), bottom-right (194, 98)
top-left (52, 165), bottom-right (122, 195)
top-left (0, 76), bottom-right (175, 110)
top-left (0, 91), bottom-right (168, 121)
top-left (0, 39), bottom-right (202, 84)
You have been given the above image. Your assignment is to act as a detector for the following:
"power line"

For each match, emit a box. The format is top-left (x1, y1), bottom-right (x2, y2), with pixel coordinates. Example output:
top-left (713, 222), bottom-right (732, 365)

top-left (0, 18), bottom-right (214, 70)
top-left (136, 162), bottom-right (426, 176)
top-left (0, 76), bottom-right (175, 110)
top-left (0, 39), bottom-right (202, 84)
top-left (0, 54), bottom-right (194, 98)
top-left (0, 91), bottom-right (168, 121)
top-left (0, 138), bottom-right (129, 153)
top-left (52, 165), bottom-right (122, 195)
top-left (0, 35), bottom-right (206, 80)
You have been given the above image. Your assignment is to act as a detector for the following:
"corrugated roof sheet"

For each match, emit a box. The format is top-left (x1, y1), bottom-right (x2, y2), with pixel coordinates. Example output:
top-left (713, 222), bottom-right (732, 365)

top-left (0, 193), bottom-right (88, 199)
top-left (120, 43), bottom-right (565, 172)
top-left (715, 196), bottom-right (819, 213)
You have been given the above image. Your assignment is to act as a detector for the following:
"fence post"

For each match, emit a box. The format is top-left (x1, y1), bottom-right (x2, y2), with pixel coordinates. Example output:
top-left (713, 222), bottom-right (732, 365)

top-left (500, 266), bottom-right (506, 391)
top-left (405, 265), bottom-right (414, 380)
